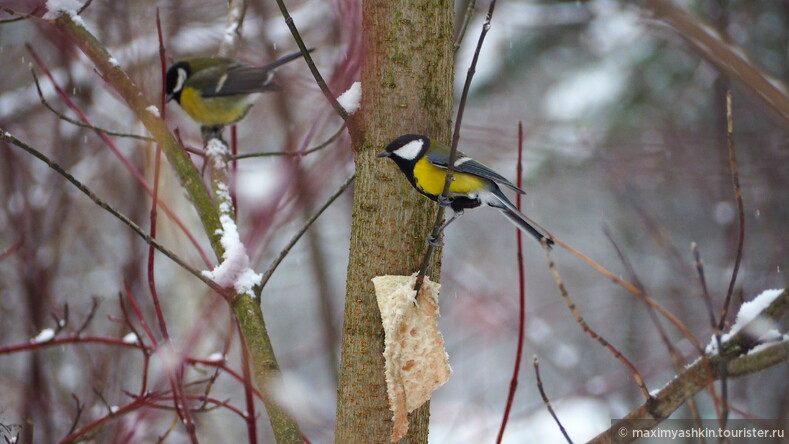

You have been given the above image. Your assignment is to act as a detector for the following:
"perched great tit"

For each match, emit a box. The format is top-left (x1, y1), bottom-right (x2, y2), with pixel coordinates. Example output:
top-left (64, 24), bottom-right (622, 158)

top-left (377, 134), bottom-right (553, 247)
top-left (165, 50), bottom-right (312, 128)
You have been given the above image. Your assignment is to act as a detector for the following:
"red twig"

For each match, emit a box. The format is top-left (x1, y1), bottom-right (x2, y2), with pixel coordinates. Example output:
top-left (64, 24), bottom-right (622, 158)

top-left (496, 121), bottom-right (527, 443)
top-left (125, 280), bottom-right (196, 438)
top-left (123, 282), bottom-right (159, 348)
top-left (0, 240), bottom-right (23, 262)
top-left (237, 322), bottom-right (258, 444)
top-left (0, 335), bottom-right (146, 355)
top-left (59, 396), bottom-right (149, 444)
top-left (149, 19), bottom-right (196, 436)
top-left (116, 291), bottom-right (152, 395)
top-left (148, 7), bottom-right (170, 354)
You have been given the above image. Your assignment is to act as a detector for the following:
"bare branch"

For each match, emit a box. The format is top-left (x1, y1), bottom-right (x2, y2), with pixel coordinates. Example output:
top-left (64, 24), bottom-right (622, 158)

top-left (0, 130), bottom-right (225, 294)
top-left (272, 0), bottom-right (348, 120)
top-left (31, 69), bottom-right (154, 141)
top-left (719, 89), bottom-right (745, 332)
top-left (533, 357), bottom-right (573, 444)
top-left (259, 174), bottom-right (355, 290)
top-left (453, 0), bottom-right (477, 52)
top-left (232, 123), bottom-right (346, 160)
top-left (543, 243), bottom-right (652, 400)
top-left (497, 122), bottom-right (527, 443)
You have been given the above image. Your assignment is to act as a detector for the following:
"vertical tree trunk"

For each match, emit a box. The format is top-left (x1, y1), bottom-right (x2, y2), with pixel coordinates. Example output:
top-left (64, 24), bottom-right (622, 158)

top-left (336, 1), bottom-right (454, 443)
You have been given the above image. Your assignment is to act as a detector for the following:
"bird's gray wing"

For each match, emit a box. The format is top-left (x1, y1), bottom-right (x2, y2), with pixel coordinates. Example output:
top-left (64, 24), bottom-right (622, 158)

top-left (200, 50), bottom-right (311, 97)
top-left (198, 65), bottom-right (280, 97)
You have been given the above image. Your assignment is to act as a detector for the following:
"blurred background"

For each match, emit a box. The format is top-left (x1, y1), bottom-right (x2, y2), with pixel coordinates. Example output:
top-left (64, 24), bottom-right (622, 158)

top-left (0, 0), bottom-right (786, 442)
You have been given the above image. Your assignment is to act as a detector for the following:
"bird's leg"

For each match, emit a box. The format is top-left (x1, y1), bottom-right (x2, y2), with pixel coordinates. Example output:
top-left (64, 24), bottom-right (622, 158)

top-left (201, 124), bottom-right (225, 143)
top-left (437, 194), bottom-right (453, 208)
top-left (427, 209), bottom-right (464, 247)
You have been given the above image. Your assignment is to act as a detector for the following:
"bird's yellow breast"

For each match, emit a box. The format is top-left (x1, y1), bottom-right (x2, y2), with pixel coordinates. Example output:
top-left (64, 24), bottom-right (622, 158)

top-left (413, 157), bottom-right (485, 196)
top-left (179, 87), bottom-right (252, 126)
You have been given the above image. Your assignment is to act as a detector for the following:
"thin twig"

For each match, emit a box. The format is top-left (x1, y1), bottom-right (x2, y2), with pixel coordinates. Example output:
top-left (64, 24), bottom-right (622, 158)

top-left (718, 88), bottom-right (743, 426)
top-left (605, 227), bottom-right (687, 360)
top-left (31, 70), bottom-right (154, 141)
top-left (543, 243), bottom-right (652, 400)
top-left (416, 0), bottom-right (498, 291)
top-left (496, 122), bottom-right (527, 444)
top-left (148, 7), bottom-right (170, 345)
top-left (608, 230), bottom-right (716, 423)
top-left (65, 394), bottom-right (85, 438)
top-left (148, 29), bottom-right (191, 436)
top-left (51, 303), bottom-right (69, 334)
top-left (0, 6), bottom-right (41, 23)
top-left (453, 0), bottom-right (478, 52)
top-left (273, 0), bottom-right (348, 120)
top-left (691, 243), bottom-right (725, 422)
top-left (554, 236), bottom-right (704, 353)
top-left (122, 283), bottom-right (159, 348)
top-left (258, 174), bottom-right (355, 291)
top-left (0, 130), bottom-right (225, 294)
top-left (232, 123), bottom-right (346, 160)
top-left (719, 89), bottom-right (744, 332)
top-left (75, 297), bottom-right (100, 336)
top-left (533, 357), bottom-right (573, 444)
top-left (0, 240), bottom-right (23, 262)
top-left (692, 243), bottom-right (717, 330)
top-left (76, 0), bottom-right (94, 15)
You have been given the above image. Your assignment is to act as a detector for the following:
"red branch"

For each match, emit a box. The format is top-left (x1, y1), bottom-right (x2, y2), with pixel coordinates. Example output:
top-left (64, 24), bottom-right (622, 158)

top-left (496, 121), bottom-right (527, 443)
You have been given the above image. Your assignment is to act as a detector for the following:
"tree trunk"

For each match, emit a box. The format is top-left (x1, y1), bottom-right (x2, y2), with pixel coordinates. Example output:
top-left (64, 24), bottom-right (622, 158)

top-left (336, 1), bottom-right (454, 443)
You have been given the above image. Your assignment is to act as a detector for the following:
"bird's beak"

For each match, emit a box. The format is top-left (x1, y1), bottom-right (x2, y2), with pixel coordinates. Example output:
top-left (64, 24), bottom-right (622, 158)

top-left (376, 150), bottom-right (390, 158)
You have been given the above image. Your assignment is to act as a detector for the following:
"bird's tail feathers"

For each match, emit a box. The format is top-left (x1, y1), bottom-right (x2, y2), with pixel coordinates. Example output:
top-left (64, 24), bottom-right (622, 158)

top-left (486, 189), bottom-right (553, 248)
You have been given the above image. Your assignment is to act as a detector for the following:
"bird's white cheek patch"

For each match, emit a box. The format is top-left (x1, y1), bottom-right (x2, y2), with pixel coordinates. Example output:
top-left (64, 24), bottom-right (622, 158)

top-left (173, 68), bottom-right (188, 93)
top-left (393, 139), bottom-right (424, 160)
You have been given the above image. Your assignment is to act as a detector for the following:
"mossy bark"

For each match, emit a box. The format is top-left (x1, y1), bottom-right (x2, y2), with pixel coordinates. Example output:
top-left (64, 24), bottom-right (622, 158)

top-left (336, 1), bottom-right (454, 443)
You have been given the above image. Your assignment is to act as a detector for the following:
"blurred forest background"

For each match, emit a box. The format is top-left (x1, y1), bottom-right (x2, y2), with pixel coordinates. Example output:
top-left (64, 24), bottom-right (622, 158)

top-left (0, 0), bottom-right (787, 443)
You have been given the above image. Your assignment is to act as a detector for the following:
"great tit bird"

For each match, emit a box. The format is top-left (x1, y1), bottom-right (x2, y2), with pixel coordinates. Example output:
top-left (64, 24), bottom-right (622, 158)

top-left (165, 50), bottom-right (312, 128)
top-left (377, 134), bottom-right (553, 247)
